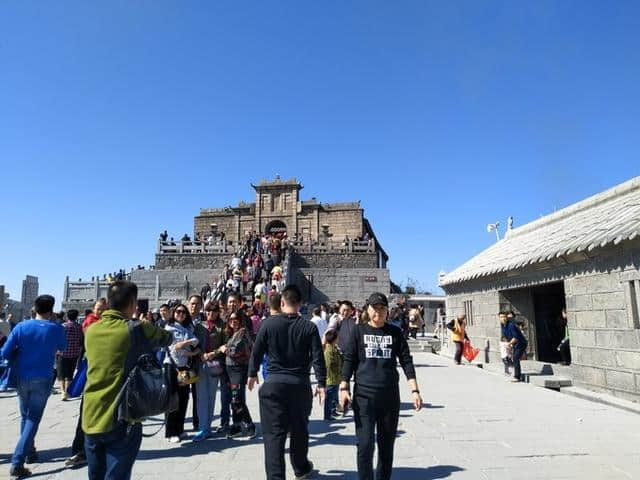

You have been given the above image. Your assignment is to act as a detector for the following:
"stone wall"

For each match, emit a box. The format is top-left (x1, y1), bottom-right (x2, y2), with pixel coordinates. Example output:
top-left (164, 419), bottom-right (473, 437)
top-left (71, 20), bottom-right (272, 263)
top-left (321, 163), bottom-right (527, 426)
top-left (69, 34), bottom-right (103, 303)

top-left (194, 213), bottom-right (237, 241)
top-left (442, 240), bottom-right (640, 401)
top-left (155, 253), bottom-right (230, 270)
top-left (319, 208), bottom-right (362, 240)
top-left (63, 269), bottom-right (222, 312)
top-left (292, 267), bottom-right (390, 305)
top-left (292, 252), bottom-right (378, 269)
top-left (565, 268), bottom-right (640, 402)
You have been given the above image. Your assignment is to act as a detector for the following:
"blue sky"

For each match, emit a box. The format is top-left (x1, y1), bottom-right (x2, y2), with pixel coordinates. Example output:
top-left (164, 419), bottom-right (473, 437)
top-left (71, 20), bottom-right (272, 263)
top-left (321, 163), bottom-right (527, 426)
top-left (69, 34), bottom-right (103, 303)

top-left (1, 1), bottom-right (638, 309)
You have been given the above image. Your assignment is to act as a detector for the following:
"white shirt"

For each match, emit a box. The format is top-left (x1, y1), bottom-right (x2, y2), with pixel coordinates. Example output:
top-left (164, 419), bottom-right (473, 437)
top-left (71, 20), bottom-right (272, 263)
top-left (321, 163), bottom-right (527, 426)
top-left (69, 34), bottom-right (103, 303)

top-left (311, 315), bottom-right (328, 339)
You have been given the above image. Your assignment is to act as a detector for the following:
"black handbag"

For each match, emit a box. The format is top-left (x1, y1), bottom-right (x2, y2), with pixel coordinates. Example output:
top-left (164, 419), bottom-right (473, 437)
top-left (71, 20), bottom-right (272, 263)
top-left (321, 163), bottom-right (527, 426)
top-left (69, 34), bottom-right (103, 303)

top-left (115, 323), bottom-right (179, 424)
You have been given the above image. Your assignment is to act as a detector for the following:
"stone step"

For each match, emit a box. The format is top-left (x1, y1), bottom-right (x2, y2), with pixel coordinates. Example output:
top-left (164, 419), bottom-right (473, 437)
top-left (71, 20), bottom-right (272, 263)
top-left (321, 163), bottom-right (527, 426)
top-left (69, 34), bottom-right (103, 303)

top-left (526, 375), bottom-right (572, 389)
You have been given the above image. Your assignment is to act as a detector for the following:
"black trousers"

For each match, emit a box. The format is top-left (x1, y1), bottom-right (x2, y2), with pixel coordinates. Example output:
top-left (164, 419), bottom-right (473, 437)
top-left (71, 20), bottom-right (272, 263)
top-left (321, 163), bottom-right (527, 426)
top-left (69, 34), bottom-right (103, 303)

top-left (227, 365), bottom-right (253, 427)
top-left (453, 341), bottom-right (463, 364)
top-left (259, 382), bottom-right (313, 480)
top-left (191, 383), bottom-right (199, 430)
top-left (353, 385), bottom-right (400, 480)
top-left (165, 384), bottom-right (190, 437)
top-left (71, 397), bottom-right (84, 455)
top-left (513, 342), bottom-right (527, 380)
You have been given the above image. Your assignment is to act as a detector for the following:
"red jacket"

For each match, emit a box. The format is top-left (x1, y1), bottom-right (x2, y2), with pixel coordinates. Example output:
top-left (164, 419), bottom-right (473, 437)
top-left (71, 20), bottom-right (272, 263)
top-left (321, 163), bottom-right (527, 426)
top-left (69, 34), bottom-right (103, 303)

top-left (82, 313), bottom-right (100, 333)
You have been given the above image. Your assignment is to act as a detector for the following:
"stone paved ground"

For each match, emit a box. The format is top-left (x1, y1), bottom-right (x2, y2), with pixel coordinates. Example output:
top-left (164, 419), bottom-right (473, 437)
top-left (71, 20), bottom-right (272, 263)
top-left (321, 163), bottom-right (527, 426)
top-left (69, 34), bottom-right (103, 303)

top-left (2, 351), bottom-right (640, 480)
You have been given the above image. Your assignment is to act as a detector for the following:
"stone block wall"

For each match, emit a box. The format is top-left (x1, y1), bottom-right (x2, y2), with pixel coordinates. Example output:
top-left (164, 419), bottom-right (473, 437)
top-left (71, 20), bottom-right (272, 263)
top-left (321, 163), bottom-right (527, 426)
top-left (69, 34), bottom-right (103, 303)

top-left (292, 267), bottom-right (390, 305)
top-left (319, 209), bottom-right (362, 240)
top-left (155, 253), bottom-right (230, 270)
top-left (446, 291), bottom-right (500, 362)
top-left (292, 252), bottom-right (378, 269)
top-left (194, 213), bottom-right (237, 241)
top-left (565, 265), bottom-right (640, 402)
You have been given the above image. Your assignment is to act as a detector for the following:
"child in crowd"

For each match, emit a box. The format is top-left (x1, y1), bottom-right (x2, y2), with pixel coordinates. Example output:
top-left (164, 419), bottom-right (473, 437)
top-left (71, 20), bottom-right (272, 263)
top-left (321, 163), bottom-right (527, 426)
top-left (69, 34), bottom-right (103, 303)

top-left (500, 336), bottom-right (512, 375)
top-left (323, 329), bottom-right (342, 421)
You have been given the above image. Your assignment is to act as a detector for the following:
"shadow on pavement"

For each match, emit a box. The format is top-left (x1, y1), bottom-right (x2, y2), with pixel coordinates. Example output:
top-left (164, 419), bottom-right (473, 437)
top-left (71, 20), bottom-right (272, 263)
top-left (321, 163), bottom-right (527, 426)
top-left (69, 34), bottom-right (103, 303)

top-left (400, 402), bottom-right (444, 411)
top-left (318, 465), bottom-right (464, 479)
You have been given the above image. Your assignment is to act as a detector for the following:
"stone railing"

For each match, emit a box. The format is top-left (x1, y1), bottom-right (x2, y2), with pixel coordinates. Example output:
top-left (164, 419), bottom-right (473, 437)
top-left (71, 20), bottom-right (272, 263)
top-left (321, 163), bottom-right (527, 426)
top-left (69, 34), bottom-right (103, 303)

top-left (290, 239), bottom-right (375, 254)
top-left (157, 239), bottom-right (234, 254)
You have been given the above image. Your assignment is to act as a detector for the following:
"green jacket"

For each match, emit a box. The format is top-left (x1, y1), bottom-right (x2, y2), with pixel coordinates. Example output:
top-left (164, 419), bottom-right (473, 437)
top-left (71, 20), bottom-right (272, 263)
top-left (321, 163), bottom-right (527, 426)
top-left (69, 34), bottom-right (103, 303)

top-left (82, 309), bottom-right (172, 434)
top-left (324, 344), bottom-right (342, 387)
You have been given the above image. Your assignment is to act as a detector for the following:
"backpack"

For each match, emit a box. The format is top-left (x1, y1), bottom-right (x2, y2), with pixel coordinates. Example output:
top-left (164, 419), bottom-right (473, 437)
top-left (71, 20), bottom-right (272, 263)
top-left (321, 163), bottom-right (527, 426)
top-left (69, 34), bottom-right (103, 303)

top-left (114, 322), bottom-right (178, 426)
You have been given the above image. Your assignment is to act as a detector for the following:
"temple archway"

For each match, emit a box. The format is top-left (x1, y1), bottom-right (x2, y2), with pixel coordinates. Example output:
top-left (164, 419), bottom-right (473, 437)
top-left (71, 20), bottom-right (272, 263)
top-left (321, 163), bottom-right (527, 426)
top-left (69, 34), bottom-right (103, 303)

top-left (265, 220), bottom-right (287, 237)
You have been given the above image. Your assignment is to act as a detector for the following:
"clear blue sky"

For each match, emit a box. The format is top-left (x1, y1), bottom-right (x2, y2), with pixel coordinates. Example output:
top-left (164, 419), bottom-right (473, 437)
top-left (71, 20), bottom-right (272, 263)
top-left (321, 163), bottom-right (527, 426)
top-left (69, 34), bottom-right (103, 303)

top-left (1, 1), bottom-right (638, 309)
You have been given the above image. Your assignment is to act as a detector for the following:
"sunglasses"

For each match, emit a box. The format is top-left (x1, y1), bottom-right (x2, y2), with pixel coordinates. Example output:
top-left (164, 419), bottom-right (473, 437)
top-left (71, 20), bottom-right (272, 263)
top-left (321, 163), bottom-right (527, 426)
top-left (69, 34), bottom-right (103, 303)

top-left (175, 310), bottom-right (187, 315)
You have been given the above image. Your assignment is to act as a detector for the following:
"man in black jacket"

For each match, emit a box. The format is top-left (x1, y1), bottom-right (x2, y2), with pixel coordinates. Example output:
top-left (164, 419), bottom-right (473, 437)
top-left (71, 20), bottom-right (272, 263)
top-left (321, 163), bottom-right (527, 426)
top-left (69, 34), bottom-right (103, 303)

top-left (248, 285), bottom-right (326, 480)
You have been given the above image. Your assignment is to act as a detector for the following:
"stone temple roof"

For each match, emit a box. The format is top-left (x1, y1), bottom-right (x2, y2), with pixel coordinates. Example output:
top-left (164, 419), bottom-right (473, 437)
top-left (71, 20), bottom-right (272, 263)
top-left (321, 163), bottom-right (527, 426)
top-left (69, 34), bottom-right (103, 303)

top-left (440, 176), bottom-right (640, 286)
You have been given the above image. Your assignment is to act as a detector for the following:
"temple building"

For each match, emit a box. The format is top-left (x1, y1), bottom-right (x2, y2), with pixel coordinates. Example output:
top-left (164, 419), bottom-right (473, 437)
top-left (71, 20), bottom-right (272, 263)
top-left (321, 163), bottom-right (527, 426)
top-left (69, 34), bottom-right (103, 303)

top-left (63, 177), bottom-right (390, 310)
top-left (194, 176), bottom-right (382, 249)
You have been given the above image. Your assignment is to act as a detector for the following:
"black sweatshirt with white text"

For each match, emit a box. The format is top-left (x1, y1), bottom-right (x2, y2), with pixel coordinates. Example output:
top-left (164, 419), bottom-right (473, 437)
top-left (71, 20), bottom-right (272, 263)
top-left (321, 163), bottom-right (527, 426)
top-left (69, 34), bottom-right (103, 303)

top-left (341, 323), bottom-right (416, 390)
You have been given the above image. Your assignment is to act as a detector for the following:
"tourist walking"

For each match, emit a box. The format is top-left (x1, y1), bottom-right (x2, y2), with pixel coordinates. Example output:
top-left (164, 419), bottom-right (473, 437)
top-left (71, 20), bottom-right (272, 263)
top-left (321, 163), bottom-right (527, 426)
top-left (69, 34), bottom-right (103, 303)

top-left (225, 312), bottom-right (256, 439)
top-left (323, 329), bottom-right (342, 421)
top-left (310, 306), bottom-right (328, 340)
top-left (164, 305), bottom-right (200, 443)
top-left (407, 305), bottom-right (423, 339)
top-left (193, 302), bottom-right (225, 441)
top-left (448, 313), bottom-right (469, 365)
top-left (499, 311), bottom-right (528, 382)
top-left (248, 285), bottom-right (326, 480)
top-left (339, 292), bottom-right (423, 480)
top-left (336, 300), bottom-right (356, 353)
top-left (82, 281), bottom-right (172, 480)
top-left (63, 299), bottom-right (107, 469)
top-left (58, 309), bottom-right (83, 401)
top-left (1, 295), bottom-right (66, 480)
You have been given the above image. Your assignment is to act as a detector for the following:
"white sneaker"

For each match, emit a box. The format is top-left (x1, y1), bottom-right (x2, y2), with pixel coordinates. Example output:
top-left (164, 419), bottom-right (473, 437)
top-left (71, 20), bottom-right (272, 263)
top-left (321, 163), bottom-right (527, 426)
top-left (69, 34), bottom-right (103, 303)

top-left (168, 436), bottom-right (181, 443)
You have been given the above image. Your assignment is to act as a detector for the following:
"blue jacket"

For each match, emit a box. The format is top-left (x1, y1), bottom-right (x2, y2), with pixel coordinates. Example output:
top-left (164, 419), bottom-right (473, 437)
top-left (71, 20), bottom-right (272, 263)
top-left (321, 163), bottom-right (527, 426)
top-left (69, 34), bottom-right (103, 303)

top-left (0, 319), bottom-right (66, 381)
top-left (503, 320), bottom-right (527, 348)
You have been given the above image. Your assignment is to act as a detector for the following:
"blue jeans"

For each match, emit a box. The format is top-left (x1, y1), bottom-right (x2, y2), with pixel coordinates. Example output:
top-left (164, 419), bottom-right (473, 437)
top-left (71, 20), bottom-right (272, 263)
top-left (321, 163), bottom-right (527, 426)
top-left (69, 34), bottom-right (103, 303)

top-left (85, 422), bottom-right (142, 480)
top-left (196, 369), bottom-right (220, 433)
top-left (13, 377), bottom-right (51, 467)
top-left (324, 385), bottom-right (338, 420)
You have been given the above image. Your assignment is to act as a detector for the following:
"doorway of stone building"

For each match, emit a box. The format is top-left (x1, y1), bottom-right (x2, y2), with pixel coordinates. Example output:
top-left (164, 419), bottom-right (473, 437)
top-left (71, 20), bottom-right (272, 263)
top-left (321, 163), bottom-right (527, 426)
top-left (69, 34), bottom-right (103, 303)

top-left (499, 281), bottom-right (567, 362)
top-left (531, 282), bottom-right (566, 363)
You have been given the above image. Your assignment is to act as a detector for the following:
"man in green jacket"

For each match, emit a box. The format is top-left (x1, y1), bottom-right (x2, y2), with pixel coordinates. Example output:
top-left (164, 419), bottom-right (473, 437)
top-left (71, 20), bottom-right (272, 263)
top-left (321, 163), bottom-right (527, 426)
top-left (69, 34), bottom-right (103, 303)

top-left (82, 281), bottom-right (172, 480)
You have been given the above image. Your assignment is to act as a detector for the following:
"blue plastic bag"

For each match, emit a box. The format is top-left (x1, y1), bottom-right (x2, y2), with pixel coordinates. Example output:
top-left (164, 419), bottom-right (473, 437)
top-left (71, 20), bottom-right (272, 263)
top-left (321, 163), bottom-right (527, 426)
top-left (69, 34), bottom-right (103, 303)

top-left (0, 359), bottom-right (17, 391)
top-left (67, 357), bottom-right (88, 398)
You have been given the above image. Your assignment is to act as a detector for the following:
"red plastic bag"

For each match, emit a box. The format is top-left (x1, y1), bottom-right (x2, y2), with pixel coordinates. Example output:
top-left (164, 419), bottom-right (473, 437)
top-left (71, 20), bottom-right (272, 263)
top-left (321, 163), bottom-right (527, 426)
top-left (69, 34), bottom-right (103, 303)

top-left (463, 341), bottom-right (480, 363)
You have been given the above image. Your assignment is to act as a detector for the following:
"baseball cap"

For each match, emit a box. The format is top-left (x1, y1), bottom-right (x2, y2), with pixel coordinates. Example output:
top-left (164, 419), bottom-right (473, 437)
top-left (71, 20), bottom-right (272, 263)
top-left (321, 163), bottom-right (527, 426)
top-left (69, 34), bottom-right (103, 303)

top-left (367, 292), bottom-right (389, 307)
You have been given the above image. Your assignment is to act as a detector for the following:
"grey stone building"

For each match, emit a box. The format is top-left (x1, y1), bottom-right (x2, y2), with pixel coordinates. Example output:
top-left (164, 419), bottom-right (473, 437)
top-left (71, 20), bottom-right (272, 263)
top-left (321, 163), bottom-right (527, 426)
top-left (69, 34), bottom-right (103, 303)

top-left (440, 177), bottom-right (640, 402)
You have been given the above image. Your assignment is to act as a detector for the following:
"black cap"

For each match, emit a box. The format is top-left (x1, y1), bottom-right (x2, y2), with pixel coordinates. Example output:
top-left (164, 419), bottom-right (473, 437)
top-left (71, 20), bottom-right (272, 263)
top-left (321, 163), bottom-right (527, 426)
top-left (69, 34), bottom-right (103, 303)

top-left (367, 292), bottom-right (389, 307)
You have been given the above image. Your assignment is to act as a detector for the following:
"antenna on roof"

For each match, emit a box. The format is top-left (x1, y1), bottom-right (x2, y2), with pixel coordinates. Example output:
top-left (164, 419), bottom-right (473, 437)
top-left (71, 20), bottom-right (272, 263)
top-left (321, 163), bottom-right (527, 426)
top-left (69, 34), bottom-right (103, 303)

top-left (487, 222), bottom-right (500, 242)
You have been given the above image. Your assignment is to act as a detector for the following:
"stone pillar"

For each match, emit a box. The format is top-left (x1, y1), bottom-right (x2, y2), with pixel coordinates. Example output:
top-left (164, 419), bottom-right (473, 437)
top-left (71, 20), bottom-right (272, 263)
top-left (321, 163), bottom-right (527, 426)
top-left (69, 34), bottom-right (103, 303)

top-left (313, 209), bottom-right (319, 242)
top-left (155, 275), bottom-right (160, 302)
top-left (94, 278), bottom-right (100, 301)
top-left (235, 213), bottom-right (240, 245)
top-left (184, 275), bottom-right (190, 299)
top-left (64, 276), bottom-right (69, 302)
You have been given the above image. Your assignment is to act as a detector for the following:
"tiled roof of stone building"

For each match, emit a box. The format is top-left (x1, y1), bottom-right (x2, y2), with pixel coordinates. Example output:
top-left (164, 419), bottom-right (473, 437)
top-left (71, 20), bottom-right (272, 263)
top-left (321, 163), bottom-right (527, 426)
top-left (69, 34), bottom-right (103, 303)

top-left (440, 176), bottom-right (640, 286)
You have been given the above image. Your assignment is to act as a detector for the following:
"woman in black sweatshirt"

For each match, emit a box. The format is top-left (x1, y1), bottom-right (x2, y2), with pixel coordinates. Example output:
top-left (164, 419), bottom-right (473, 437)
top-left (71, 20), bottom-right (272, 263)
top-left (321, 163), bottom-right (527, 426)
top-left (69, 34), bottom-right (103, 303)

top-left (340, 292), bottom-right (423, 480)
